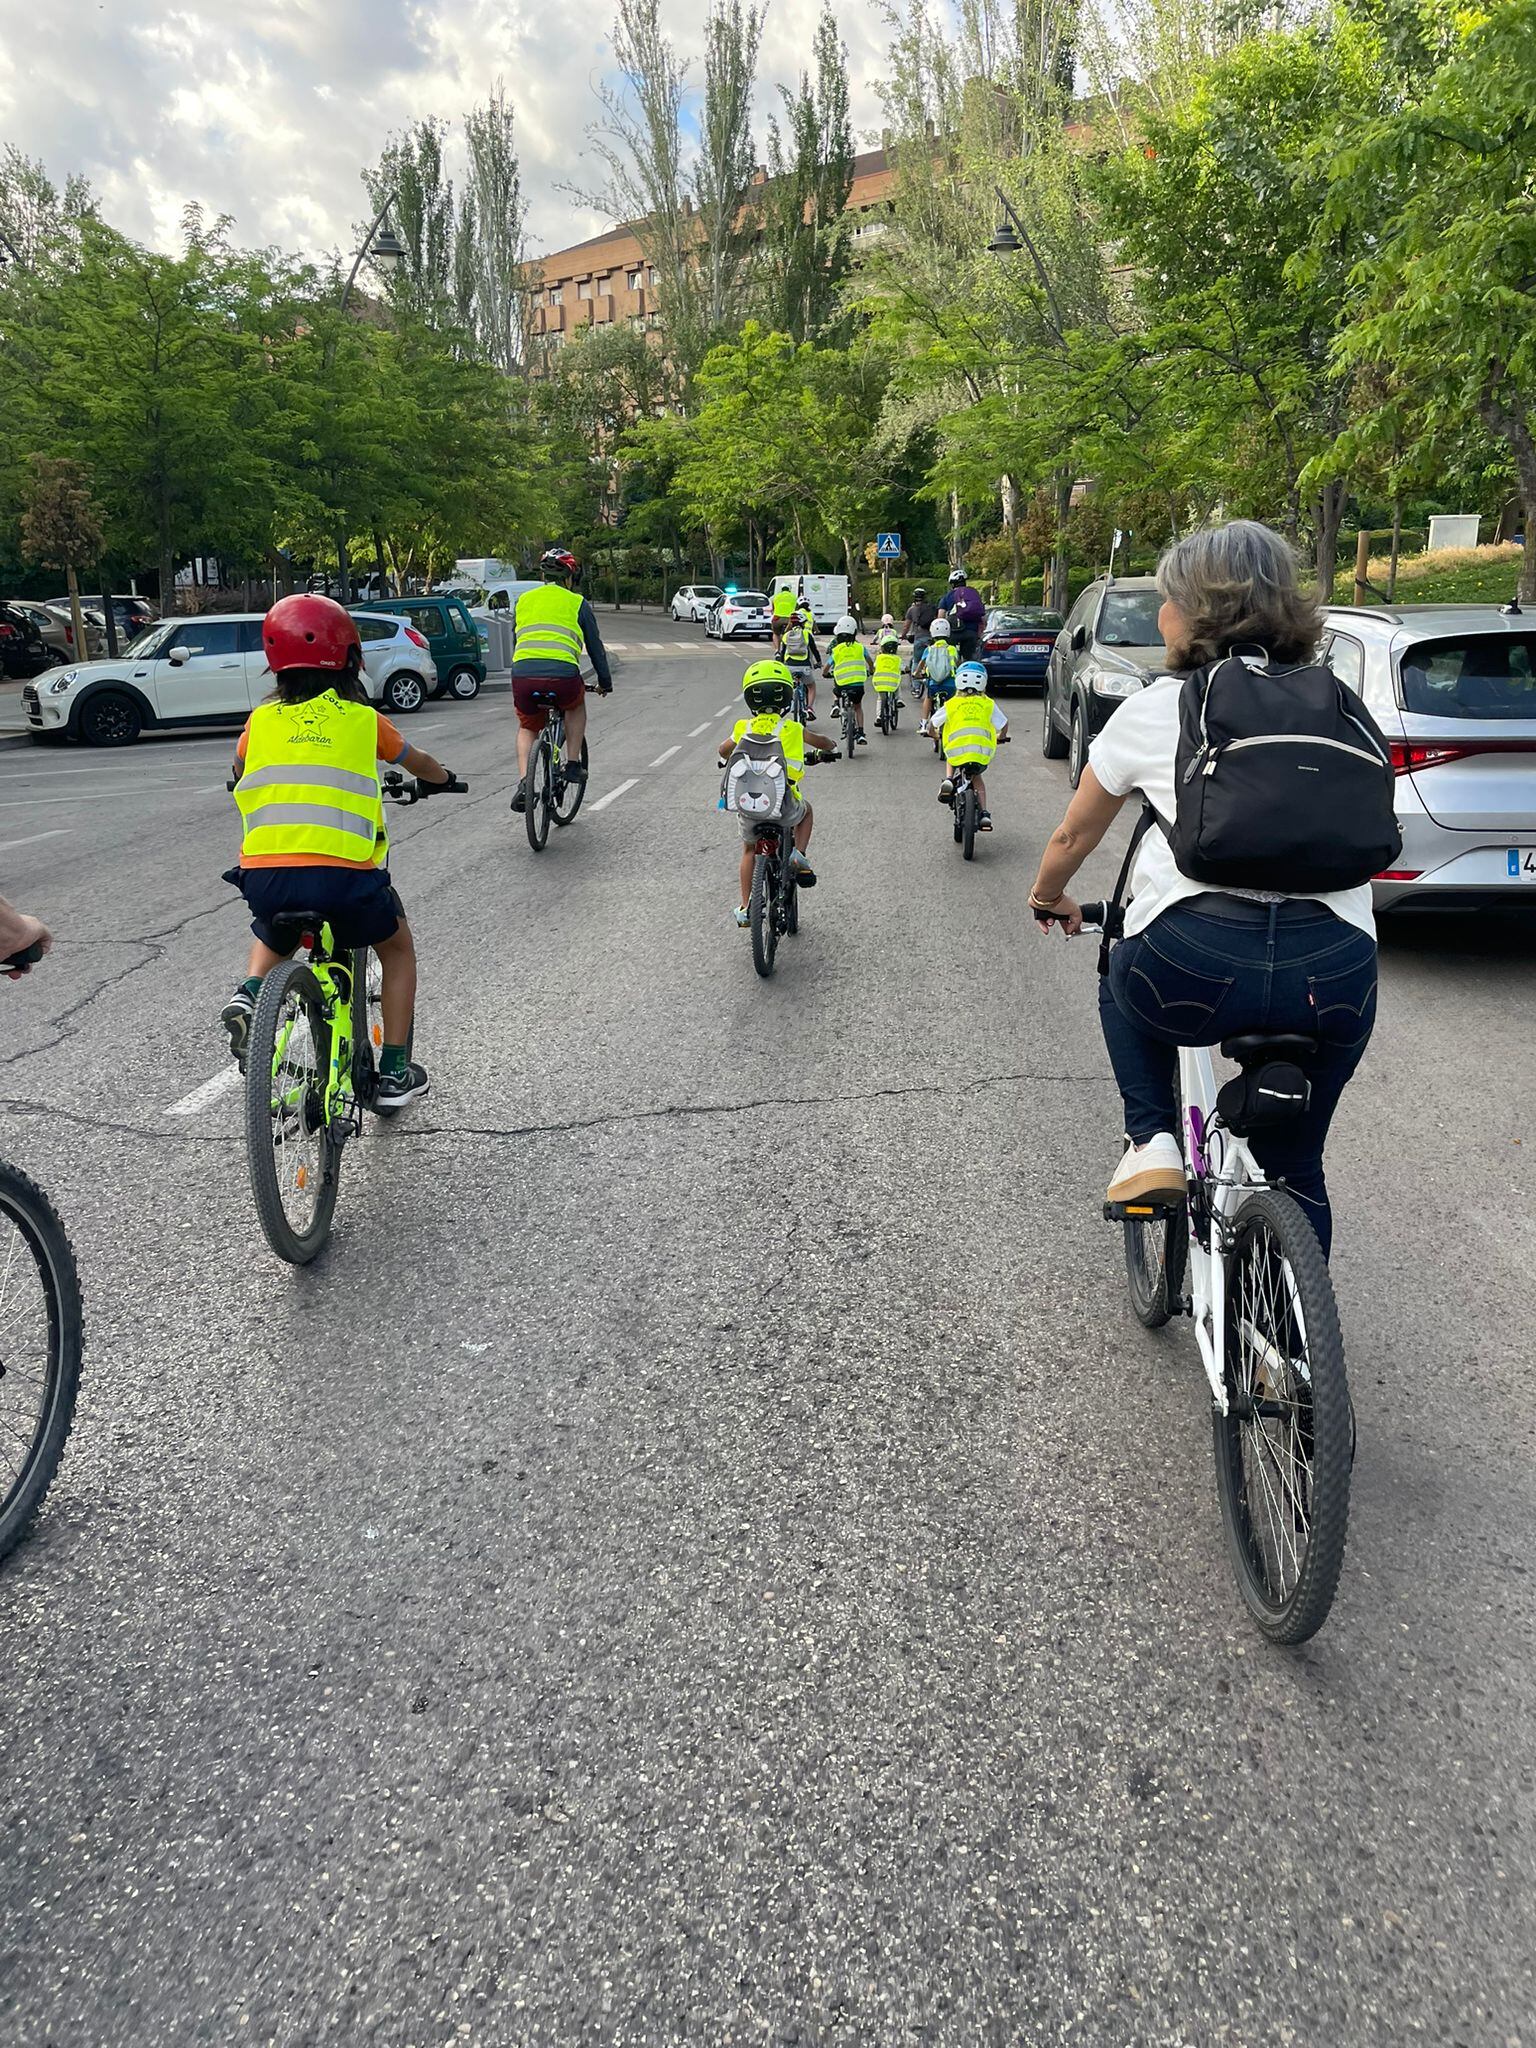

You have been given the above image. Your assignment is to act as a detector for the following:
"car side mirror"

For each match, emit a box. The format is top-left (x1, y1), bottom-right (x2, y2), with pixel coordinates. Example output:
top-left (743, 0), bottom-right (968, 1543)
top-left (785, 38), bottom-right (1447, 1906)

top-left (1071, 625), bottom-right (1087, 652)
top-left (167, 646), bottom-right (190, 666)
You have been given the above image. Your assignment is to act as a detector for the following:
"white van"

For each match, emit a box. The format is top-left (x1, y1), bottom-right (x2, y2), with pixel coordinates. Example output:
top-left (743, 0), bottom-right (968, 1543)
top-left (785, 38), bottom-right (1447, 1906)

top-left (770, 574), bottom-right (850, 630)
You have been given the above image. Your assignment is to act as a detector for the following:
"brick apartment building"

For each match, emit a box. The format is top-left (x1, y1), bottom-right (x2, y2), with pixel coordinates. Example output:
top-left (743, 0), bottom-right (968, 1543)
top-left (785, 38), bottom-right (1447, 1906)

top-left (524, 144), bottom-right (899, 362)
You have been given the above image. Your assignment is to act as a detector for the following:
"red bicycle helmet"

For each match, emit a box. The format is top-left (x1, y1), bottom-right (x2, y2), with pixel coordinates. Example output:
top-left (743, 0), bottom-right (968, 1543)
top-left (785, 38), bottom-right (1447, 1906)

top-left (262, 593), bottom-right (361, 673)
top-left (540, 547), bottom-right (579, 579)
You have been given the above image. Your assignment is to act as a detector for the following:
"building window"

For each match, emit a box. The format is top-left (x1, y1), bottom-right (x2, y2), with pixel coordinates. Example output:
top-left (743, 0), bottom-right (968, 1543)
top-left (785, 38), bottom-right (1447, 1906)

top-left (627, 269), bottom-right (642, 292)
top-left (647, 267), bottom-right (659, 288)
top-left (577, 279), bottom-right (592, 300)
top-left (547, 286), bottom-right (562, 306)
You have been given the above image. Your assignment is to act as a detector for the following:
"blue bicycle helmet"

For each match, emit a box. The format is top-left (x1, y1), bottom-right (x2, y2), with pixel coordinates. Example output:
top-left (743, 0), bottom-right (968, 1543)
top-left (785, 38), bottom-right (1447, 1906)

top-left (954, 661), bottom-right (989, 692)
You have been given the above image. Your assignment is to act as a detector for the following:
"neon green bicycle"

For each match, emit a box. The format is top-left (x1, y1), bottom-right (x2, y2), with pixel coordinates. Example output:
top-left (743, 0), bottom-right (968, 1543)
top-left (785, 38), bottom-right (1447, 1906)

top-left (240, 771), bottom-right (466, 1263)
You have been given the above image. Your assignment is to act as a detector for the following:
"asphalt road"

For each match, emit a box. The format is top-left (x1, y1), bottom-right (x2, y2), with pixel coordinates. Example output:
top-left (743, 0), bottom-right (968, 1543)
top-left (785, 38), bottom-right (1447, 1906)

top-left (1, 613), bottom-right (1533, 2047)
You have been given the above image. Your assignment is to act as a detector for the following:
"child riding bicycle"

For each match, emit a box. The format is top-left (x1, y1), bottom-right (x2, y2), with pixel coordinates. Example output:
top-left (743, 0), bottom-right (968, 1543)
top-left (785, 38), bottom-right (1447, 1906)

top-left (221, 594), bottom-right (455, 1110)
top-left (917, 615), bottom-right (957, 736)
top-left (716, 659), bottom-right (837, 927)
top-left (872, 630), bottom-right (903, 727)
top-left (932, 660), bottom-right (1009, 830)
top-left (825, 614), bottom-right (871, 746)
top-left (780, 606), bottom-right (821, 718)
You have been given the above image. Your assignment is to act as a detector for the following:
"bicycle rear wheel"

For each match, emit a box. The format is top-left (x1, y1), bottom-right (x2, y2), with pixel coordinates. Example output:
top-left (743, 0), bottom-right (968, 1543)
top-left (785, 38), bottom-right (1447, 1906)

top-left (749, 851), bottom-right (779, 977)
top-left (0, 1161), bottom-right (82, 1562)
top-left (352, 948), bottom-right (383, 1107)
top-left (1124, 1204), bottom-right (1189, 1328)
top-left (842, 698), bottom-right (856, 760)
top-left (553, 738), bottom-right (590, 825)
top-left (525, 733), bottom-right (552, 851)
top-left (245, 961), bottom-right (340, 1265)
top-left (961, 784), bottom-right (978, 860)
top-left (1213, 1185), bottom-right (1351, 1644)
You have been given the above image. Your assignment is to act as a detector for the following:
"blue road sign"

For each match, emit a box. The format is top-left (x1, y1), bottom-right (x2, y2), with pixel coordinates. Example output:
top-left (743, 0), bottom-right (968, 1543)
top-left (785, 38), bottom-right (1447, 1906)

top-left (875, 531), bottom-right (902, 559)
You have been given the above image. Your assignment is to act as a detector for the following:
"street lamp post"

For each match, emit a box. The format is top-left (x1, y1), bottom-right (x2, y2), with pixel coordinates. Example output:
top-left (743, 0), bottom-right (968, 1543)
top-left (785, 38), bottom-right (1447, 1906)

top-left (326, 195), bottom-right (404, 604)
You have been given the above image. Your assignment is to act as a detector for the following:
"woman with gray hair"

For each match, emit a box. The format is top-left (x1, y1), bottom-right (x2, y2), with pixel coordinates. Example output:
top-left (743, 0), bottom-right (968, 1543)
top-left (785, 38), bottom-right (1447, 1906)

top-left (1027, 519), bottom-right (1378, 1256)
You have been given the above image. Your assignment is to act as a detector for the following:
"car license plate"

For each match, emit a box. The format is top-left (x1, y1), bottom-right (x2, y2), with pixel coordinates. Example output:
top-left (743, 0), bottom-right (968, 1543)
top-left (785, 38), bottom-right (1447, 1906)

top-left (1508, 848), bottom-right (1536, 877)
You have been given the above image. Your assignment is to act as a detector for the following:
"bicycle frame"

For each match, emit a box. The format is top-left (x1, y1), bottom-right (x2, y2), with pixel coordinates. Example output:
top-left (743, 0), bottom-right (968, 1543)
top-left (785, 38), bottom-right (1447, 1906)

top-left (269, 928), bottom-right (362, 1133)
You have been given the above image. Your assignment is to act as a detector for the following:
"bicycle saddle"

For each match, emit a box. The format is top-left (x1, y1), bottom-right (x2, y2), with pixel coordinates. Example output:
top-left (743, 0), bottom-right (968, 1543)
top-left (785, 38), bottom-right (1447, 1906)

top-left (267, 910), bottom-right (328, 945)
top-left (1221, 1031), bottom-right (1319, 1064)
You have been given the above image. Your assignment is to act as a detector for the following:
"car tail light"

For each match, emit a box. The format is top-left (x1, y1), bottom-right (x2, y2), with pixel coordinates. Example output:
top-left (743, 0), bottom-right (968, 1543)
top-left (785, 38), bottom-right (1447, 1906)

top-left (1389, 738), bottom-right (1536, 775)
top-left (405, 627), bottom-right (430, 649)
top-left (981, 637), bottom-right (1015, 652)
top-left (1378, 868), bottom-right (1423, 881)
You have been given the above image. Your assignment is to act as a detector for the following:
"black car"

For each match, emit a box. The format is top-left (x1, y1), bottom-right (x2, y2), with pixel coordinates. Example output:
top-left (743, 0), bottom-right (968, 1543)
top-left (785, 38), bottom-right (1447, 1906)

top-left (977, 606), bottom-right (1064, 691)
top-left (0, 603), bottom-right (60, 680)
top-left (1041, 576), bottom-right (1166, 785)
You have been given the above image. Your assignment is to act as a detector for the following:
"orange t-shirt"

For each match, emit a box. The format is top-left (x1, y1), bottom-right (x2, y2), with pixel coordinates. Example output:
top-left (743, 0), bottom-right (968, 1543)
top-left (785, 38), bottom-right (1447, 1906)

top-left (236, 710), bottom-right (408, 870)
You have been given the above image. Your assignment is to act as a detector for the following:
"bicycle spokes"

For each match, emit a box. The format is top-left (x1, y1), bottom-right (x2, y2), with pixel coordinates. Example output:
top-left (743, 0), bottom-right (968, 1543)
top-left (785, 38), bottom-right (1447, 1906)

top-left (268, 987), bottom-right (327, 1233)
top-left (1230, 1233), bottom-right (1314, 1599)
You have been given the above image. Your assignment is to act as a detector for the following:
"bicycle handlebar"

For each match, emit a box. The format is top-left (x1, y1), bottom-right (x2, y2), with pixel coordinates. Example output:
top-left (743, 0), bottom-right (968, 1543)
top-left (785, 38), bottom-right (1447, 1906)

top-left (2, 940), bottom-right (44, 973)
top-left (382, 771), bottom-right (468, 803)
top-left (1032, 899), bottom-right (1111, 933)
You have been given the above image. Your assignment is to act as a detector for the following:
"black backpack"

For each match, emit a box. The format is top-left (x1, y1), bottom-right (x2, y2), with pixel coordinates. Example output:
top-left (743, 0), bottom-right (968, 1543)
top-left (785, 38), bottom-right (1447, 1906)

top-left (1162, 652), bottom-right (1402, 893)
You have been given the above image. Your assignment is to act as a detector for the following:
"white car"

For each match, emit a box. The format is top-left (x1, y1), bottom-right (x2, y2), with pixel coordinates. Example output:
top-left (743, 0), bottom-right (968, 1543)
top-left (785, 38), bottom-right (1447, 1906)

top-left (705, 590), bottom-right (771, 640)
top-left (22, 611), bottom-right (440, 746)
top-left (670, 583), bottom-right (724, 623)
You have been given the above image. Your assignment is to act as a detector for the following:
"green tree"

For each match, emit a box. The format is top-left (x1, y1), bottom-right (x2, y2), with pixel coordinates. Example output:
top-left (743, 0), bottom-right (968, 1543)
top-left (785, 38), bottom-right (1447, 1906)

top-left (759, 4), bottom-right (855, 345)
top-left (19, 455), bottom-right (103, 654)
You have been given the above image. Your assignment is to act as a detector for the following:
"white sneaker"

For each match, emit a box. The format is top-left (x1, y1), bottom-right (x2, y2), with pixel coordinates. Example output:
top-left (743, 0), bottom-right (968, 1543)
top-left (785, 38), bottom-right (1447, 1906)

top-left (1106, 1132), bottom-right (1185, 1207)
top-left (918, 720), bottom-right (930, 737)
top-left (733, 905), bottom-right (750, 928)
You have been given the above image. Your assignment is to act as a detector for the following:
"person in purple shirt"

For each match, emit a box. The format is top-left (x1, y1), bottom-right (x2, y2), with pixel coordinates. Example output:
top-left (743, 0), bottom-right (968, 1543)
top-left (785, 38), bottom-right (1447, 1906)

top-left (938, 567), bottom-right (987, 661)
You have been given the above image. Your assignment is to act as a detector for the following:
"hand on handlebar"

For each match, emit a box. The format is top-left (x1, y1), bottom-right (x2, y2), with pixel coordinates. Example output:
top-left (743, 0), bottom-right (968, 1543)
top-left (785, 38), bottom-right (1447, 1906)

top-left (1031, 893), bottom-right (1085, 936)
top-left (3, 928), bottom-right (51, 978)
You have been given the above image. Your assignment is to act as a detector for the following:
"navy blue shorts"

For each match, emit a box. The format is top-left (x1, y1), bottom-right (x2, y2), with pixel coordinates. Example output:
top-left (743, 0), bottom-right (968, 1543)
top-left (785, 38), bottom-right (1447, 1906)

top-left (240, 867), bottom-right (403, 951)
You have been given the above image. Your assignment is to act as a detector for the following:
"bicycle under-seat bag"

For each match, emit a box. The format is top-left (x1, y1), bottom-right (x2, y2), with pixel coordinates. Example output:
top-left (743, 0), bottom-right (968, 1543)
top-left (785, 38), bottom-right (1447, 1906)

top-left (1166, 653), bottom-right (1402, 893)
top-left (722, 735), bottom-right (789, 822)
top-left (1216, 1060), bottom-right (1312, 1135)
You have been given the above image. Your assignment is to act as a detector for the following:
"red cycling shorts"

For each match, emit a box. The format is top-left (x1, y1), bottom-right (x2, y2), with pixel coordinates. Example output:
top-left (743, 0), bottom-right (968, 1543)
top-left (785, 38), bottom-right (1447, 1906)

top-left (513, 669), bottom-right (584, 732)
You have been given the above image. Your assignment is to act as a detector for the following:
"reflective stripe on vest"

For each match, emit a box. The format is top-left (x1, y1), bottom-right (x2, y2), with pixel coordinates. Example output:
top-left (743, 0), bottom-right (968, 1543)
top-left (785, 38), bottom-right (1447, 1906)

top-left (732, 713), bottom-right (806, 792)
top-left (513, 582), bottom-right (585, 667)
top-left (941, 692), bottom-right (998, 765)
top-left (236, 693), bottom-right (387, 865)
top-left (873, 650), bottom-right (902, 689)
top-left (831, 641), bottom-right (868, 687)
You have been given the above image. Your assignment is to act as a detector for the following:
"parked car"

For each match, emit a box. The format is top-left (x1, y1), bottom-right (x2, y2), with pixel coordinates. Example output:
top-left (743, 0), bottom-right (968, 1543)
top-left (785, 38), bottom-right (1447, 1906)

top-left (670, 583), bottom-right (724, 623)
top-left (3, 599), bottom-right (98, 664)
top-left (351, 593), bottom-right (485, 699)
top-left (977, 606), bottom-right (1065, 692)
top-left (1042, 575), bottom-right (1166, 785)
top-left (72, 593), bottom-right (159, 645)
top-left (0, 602), bottom-right (60, 679)
top-left (1320, 603), bottom-right (1536, 910)
top-left (38, 601), bottom-right (108, 660)
top-left (22, 611), bottom-right (439, 745)
top-left (704, 589), bottom-right (771, 640)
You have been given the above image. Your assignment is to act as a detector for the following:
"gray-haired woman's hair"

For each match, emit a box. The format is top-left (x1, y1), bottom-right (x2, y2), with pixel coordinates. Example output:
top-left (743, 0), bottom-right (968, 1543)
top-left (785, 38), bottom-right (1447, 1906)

top-left (1156, 519), bottom-right (1321, 671)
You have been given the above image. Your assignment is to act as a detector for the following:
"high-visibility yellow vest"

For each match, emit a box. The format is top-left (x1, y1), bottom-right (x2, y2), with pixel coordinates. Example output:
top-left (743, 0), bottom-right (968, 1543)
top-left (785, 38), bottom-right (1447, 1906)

top-left (830, 640), bottom-right (868, 689)
top-left (771, 588), bottom-right (797, 619)
top-left (236, 693), bottom-right (387, 865)
top-left (731, 713), bottom-right (806, 795)
top-left (873, 649), bottom-right (902, 691)
top-left (941, 691), bottom-right (1000, 766)
top-left (513, 582), bottom-right (585, 668)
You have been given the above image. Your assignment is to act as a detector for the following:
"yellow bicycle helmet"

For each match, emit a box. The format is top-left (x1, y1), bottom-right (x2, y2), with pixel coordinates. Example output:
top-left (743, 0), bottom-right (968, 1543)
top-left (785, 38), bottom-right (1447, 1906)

top-left (742, 658), bottom-right (795, 714)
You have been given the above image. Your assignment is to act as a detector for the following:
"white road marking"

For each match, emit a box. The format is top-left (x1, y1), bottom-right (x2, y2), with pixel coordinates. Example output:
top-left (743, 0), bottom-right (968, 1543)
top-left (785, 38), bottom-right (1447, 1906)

top-left (642, 640), bottom-right (664, 649)
top-left (650, 746), bottom-right (681, 766)
top-left (166, 1066), bottom-right (241, 1117)
top-left (588, 778), bottom-right (639, 813)
top-left (0, 828), bottom-right (69, 853)
top-left (687, 721), bottom-right (714, 738)
top-left (716, 702), bottom-right (736, 716)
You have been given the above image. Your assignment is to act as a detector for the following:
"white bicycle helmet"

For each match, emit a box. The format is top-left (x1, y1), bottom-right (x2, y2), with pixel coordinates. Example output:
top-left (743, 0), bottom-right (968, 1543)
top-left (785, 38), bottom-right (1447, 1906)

top-left (834, 613), bottom-right (859, 637)
top-left (930, 615), bottom-right (951, 639)
top-left (948, 566), bottom-right (967, 584)
top-left (955, 660), bottom-right (989, 692)
top-left (880, 612), bottom-right (895, 628)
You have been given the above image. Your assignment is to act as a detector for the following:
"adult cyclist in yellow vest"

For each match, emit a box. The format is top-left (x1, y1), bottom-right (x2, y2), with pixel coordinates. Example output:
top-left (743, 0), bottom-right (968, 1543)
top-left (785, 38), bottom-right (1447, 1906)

top-left (510, 547), bottom-right (613, 814)
top-left (716, 659), bottom-right (838, 926)
top-left (824, 614), bottom-right (871, 746)
top-left (770, 582), bottom-right (799, 649)
top-left (222, 595), bottom-right (455, 1109)
top-left (930, 659), bottom-right (1009, 831)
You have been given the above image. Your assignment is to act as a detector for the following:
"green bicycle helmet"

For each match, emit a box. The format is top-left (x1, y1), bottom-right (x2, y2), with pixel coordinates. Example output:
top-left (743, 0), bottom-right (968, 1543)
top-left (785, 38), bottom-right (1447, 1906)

top-left (742, 658), bottom-right (794, 714)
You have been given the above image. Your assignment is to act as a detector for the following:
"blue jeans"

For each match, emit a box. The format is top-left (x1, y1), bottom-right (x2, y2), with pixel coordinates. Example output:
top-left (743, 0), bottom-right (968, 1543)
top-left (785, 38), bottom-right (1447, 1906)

top-left (1098, 899), bottom-right (1377, 1257)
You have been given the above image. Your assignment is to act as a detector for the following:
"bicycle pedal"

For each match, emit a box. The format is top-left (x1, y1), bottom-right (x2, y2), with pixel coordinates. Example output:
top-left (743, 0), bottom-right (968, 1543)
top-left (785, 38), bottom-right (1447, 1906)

top-left (1103, 1195), bottom-right (1184, 1222)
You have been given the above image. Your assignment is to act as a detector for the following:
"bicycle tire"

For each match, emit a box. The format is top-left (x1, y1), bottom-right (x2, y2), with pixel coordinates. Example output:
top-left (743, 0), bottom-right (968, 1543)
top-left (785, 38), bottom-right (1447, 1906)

top-left (961, 784), bottom-right (977, 860)
top-left (0, 1161), bottom-right (83, 1563)
top-left (1124, 1204), bottom-right (1189, 1328)
top-left (351, 948), bottom-right (382, 1107)
top-left (1212, 1185), bottom-right (1351, 1645)
top-left (785, 869), bottom-right (799, 936)
top-left (749, 851), bottom-right (778, 977)
top-left (245, 961), bottom-right (340, 1265)
top-left (843, 697), bottom-right (856, 761)
top-left (525, 733), bottom-right (552, 852)
top-left (553, 738), bottom-right (590, 826)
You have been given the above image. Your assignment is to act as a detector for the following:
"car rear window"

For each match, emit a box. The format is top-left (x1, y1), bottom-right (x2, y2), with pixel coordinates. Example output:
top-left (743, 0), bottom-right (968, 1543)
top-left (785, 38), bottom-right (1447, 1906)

top-left (732, 592), bottom-right (768, 606)
top-left (989, 609), bottom-right (1063, 633)
top-left (1097, 591), bottom-right (1163, 647)
top-left (408, 604), bottom-right (445, 631)
top-left (1400, 634), bottom-right (1536, 719)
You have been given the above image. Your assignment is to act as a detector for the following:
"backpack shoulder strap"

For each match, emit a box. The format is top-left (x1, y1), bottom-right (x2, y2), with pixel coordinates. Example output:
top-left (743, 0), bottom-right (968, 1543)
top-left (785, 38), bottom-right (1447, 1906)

top-left (1098, 804), bottom-right (1156, 977)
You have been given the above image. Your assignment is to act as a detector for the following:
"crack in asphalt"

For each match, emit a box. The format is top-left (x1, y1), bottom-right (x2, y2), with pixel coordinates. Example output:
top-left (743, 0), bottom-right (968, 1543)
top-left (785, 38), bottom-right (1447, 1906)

top-left (395, 1067), bottom-right (1111, 1145)
top-left (0, 1097), bottom-right (238, 1146)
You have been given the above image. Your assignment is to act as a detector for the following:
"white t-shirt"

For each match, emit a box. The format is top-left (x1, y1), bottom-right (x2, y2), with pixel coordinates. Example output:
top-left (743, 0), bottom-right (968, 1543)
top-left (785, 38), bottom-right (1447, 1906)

top-left (1087, 677), bottom-right (1376, 940)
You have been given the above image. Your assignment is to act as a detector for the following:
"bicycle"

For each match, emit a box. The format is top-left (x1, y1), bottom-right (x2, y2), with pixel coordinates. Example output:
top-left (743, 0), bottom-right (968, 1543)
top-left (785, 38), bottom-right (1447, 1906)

top-left (0, 941), bottom-right (84, 1563)
top-left (525, 685), bottom-right (594, 852)
top-left (875, 684), bottom-right (901, 736)
top-left (830, 685), bottom-right (860, 762)
top-left (240, 772), bottom-right (467, 1264)
top-left (1041, 898), bottom-right (1353, 1644)
top-left (745, 749), bottom-right (836, 977)
top-left (787, 671), bottom-right (813, 726)
top-left (945, 763), bottom-right (983, 860)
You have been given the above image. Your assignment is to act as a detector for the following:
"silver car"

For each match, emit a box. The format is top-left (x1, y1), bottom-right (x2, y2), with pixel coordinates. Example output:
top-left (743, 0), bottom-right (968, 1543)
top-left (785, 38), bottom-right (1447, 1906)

top-left (1321, 603), bottom-right (1536, 910)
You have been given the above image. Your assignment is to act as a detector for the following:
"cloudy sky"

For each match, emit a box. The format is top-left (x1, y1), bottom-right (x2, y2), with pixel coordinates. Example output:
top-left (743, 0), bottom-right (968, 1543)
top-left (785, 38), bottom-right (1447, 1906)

top-left (0, 0), bottom-right (893, 264)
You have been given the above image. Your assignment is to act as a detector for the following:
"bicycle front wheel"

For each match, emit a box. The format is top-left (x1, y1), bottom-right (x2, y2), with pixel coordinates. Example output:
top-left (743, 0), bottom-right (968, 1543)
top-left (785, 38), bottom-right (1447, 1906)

top-left (0, 1161), bottom-right (83, 1562)
top-left (245, 961), bottom-right (340, 1265)
top-left (961, 785), bottom-right (978, 860)
top-left (749, 852), bottom-right (779, 978)
top-left (1213, 1185), bottom-right (1351, 1644)
top-left (553, 738), bottom-right (589, 825)
top-left (525, 734), bottom-right (552, 851)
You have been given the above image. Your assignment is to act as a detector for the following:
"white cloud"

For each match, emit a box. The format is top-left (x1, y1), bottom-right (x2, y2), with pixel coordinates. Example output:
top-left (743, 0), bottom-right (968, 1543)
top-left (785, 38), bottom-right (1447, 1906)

top-left (0, 0), bottom-right (895, 264)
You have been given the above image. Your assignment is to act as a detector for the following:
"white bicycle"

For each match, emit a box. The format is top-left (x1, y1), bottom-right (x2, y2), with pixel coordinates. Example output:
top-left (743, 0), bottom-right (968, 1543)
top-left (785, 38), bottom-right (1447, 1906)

top-left (1058, 900), bottom-right (1354, 1645)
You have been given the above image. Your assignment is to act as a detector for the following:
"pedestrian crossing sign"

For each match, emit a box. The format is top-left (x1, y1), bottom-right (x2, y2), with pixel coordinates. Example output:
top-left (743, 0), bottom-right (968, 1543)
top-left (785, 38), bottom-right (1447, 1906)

top-left (875, 532), bottom-right (902, 559)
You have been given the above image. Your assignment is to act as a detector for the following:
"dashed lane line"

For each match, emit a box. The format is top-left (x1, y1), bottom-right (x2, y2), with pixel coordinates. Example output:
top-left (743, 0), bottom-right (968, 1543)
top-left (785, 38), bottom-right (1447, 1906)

top-left (687, 721), bottom-right (714, 738)
top-left (0, 828), bottom-right (69, 854)
top-left (166, 1066), bottom-right (241, 1118)
top-left (650, 746), bottom-right (681, 767)
top-left (587, 778), bottom-right (639, 814)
